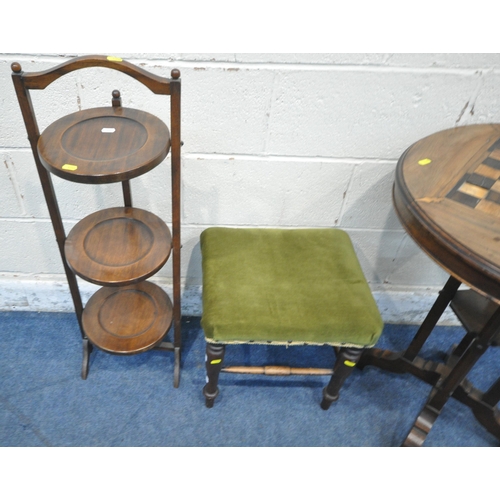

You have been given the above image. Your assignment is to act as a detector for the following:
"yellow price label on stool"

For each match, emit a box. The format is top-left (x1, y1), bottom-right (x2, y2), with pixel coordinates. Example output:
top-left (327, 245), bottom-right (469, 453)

top-left (62, 164), bottom-right (78, 171)
top-left (107, 56), bottom-right (123, 62)
top-left (418, 158), bottom-right (432, 166)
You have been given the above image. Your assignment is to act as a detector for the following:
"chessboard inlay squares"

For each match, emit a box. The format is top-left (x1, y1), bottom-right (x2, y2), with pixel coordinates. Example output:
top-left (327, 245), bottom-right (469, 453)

top-left (446, 139), bottom-right (500, 217)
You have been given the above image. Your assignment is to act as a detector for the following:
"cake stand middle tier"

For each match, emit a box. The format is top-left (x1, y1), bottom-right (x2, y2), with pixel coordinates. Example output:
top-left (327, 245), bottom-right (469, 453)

top-left (65, 206), bottom-right (172, 286)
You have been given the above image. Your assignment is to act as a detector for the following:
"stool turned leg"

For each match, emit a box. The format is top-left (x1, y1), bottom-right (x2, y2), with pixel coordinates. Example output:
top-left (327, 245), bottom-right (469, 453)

top-left (321, 347), bottom-right (363, 410)
top-left (203, 343), bottom-right (225, 408)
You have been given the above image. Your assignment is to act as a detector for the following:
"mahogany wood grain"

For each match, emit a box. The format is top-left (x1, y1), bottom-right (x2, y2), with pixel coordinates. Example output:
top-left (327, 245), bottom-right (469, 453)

top-left (360, 124), bottom-right (500, 446)
top-left (65, 207), bottom-right (172, 286)
top-left (11, 62), bottom-right (86, 337)
top-left (221, 366), bottom-right (334, 375)
top-left (37, 106), bottom-right (170, 184)
top-left (169, 70), bottom-right (182, 386)
top-left (12, 57), bottom-right (182, 381)
top-left (82, 281), bottom-right (173, 355)
top-left (394, 124), bottom-right (500, 301)
top-left (15, 55), bottom-right (172, 94)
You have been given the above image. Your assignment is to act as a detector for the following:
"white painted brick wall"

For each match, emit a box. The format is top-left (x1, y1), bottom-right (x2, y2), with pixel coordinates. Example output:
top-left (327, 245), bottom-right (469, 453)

top-left (2, 53), bottom-right (500, 322)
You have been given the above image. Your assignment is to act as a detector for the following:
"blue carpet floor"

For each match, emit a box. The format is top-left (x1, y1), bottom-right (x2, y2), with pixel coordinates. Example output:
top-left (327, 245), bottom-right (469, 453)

top-left (0, 311), bottom-right (498, 447)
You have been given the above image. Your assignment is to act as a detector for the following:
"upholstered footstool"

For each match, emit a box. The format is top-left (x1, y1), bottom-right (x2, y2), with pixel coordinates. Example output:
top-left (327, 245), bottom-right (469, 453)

top-left (200, 227), bottom-right (383, 408)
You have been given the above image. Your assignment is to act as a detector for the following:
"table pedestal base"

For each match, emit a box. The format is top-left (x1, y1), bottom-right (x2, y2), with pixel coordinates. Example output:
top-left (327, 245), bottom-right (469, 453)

top-left (358, 276), bottom-right (500, 446)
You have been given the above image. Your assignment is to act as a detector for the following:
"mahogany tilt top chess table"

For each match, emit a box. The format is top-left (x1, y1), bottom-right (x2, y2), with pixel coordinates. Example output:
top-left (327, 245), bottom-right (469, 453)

top-left (358, 124), bottom-right (500, 446)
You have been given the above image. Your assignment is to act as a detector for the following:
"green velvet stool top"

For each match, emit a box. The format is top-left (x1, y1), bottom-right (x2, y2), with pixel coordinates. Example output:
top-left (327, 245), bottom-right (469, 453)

top-left (201, 227), bottom-right (383, 347)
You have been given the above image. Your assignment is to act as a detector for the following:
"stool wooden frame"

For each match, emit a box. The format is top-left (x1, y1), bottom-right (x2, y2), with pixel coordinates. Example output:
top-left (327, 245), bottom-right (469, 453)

top-left (199, 227), bottom-right (384, 409)
top-left (204, 342), bottom-right (364, 409)
top-left (11, 55), bottom-right (182, 386)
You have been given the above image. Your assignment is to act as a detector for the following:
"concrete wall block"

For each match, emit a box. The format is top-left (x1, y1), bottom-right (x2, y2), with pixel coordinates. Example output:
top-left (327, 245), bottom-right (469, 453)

top-left (1, 214), bottom-right (194, 278)
top-left (49, 158), bottom-right (172, 223)
top-left (1, 56), bottom-right (174, 148)
top-left (52, 177), bottom-right (124, 221)
top-left (386, 54), bottom-right (500, 70)
top-left (1, 152), bottom-right (172, 222)
top-left (464, 70), bottom-right (500, 124)
top-left (372, 286), bottom-right (459, 325)
top-left (8, 58), bottom-right (273, 157)
top-left (266, 70), bottom-right (496, 158)
top-left (1, 57), bottom-right (81, 147)
top-left (3, 53), bottom-right (500, 306)
top-left (127, 54), bottom-right (237, 63)
top-left (128, 159), bottom-right (173, 221)
top-left (235, 53), bottom-right (500, 69)
top-left (347, 229), bottom-right (449, 287)
top-left (340, 161), bottom-right (402, 229)
top-left (149, 224), bottom-right (204, 283)
top-left (98, 53), bottom-right (500, 69)
top-left (75, 65), bottom-right (173, 124)
top-left (181, 66), bottom-right (274, 155)
top-left (385, 234), bottom-right (450, 287)
top-left (0, 62), bottom-right (24, 146)
top-left (182, 156), bottom-right (354, 227)
top-left (1, 61), bottom-right (36, 147)
top-left (1, 150), bottom-right (29, 218)
top-left (345, 229), bottom-right (405, 284)
top-left (0, 219), bottom-right (66, 274)
top-left (98, 54), bottom-right (237, 64)
top-left (236, 54), bottom-right (393, 65)
top-left (0, 149), bottom-right (122, 219)
top-left (0, 149), bottom-right (126, 220)
top-left (29, 75), bottom-right (82, 136)
top-left (180, 225), bottom-right (204, 285)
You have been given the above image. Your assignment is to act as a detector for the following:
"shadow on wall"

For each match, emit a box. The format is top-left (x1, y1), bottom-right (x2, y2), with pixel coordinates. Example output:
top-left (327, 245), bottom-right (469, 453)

top-left (339, 166), bottom-right (448, 287)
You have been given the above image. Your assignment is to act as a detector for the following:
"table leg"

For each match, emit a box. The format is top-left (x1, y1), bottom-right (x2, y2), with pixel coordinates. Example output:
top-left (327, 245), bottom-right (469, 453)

top-left (402, 276), bottom-right (461, 362)
top-left (358, 276), bottom-right (461, 384)
top-left (359, 275), bottom-right (500, 445)
top-left (402, 305), bottom-right (500, 446)
top-left (452, 376), bottom-right (500, 440)
top-left (483, 376), bottom-right (500, 407)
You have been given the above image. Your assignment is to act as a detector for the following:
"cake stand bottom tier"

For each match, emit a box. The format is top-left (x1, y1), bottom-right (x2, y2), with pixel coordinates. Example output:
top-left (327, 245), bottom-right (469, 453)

top-left (82, 281), bottom-right (173, 355)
